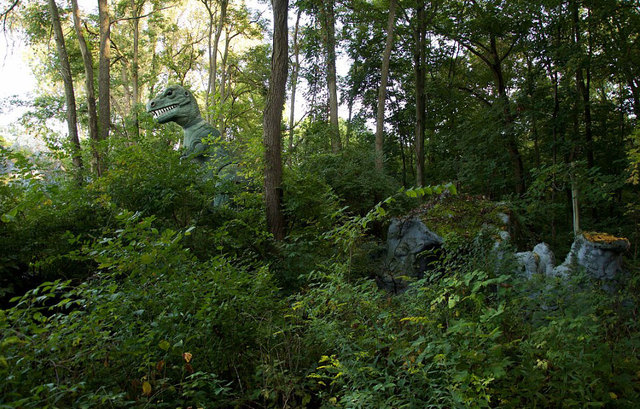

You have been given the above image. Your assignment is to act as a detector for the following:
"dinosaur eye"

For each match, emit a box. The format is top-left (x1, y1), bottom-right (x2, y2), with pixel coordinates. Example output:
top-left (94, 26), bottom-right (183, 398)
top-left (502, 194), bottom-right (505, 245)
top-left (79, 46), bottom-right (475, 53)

top-left (184, 91), bottom-right (189, 96)
top-left (167, 90), bottom-right (173, 96)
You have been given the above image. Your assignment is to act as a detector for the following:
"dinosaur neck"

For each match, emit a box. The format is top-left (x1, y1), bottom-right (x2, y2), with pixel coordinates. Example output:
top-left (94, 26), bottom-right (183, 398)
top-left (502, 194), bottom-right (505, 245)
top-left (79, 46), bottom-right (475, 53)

top-left (182, 117), bottom-right (208, 135)
top-left (182, 118), bottom-right (215, 140)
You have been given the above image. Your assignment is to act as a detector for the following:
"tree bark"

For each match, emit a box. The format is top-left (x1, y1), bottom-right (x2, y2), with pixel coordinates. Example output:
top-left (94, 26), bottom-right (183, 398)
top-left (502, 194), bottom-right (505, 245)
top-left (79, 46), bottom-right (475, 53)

top-left (321, 1), bottom-right (341, 153)
top-left (572, 1), bottom-right (594, 169)
top-left (98, 0), bottom-right (111, 144)
top-left (489, 33), bottom-right (525, 195)
top-left (48, 0), bottom-right (83, 175)
top-left (263, 0), bottom-right (288, 241)
top-left (130, 0), bottom-right (142, 140)
top-left (219, 27), bottom-right (231, 135)
top-left (212, 0), bottom-right (228, 98)
top-left (375, 0), bottom-right (398, 170)
top-left (288, 8), bottom-right (301, 153)
top-left (413, 2), bottom-right (426, 186)
top-left (71, 0), bottom-right (100, 175)
top-left (202, 0), bottom-right (228, 119)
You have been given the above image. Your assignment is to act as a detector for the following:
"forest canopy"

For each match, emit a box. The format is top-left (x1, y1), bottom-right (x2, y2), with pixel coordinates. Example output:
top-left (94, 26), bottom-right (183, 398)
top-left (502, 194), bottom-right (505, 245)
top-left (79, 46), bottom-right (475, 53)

top-left (1, 0), bottom-right (639, 407)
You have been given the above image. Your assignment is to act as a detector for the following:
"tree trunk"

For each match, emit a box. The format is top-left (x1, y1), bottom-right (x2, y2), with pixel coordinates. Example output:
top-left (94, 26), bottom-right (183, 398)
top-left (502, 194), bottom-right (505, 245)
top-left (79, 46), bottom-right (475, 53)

top-left (204, 0), bottom-right (228, 119)
top-left (212, 0), bottom-right (228, 97)
top-left (70, 0), bottom-right (101, 175)
top-left (98, 0), bottom-right (111, 145)
top-left (219, 29), bottom-right (231, 135)
top-left (576, 68), bottom-right (594, 168)
top-left (489, 34), bottom-right (525, 195)
top-left (288, 8), bottom-right (301, 153)
top-left (48, 0), bottom-right (83, 176)
top-left (572, 1), bottom-right (594, 169)
top-left (322, 1), bottom-right (341, 153)
top-left (413, 2), bottom-right (426, 186)
top-left (375, 0), bottom-right (398, 170)
top-left (147, 2), bottom-right (160, 97)
top-left (130, 0), bottom-right (141, 140)
top-left (204, 2), bottom-right (214, 113)
top-left (263, 0), bottom-right (288, 241)
top-left (345, 93), bottom-right (353, 146)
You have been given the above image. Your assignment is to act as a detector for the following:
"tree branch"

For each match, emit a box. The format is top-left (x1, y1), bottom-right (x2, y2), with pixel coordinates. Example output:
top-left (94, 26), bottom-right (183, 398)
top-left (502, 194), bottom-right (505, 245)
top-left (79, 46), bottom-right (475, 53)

top-left (1, 0), bottom-right (19, 31)
top-left (500, 38), bottom-right (518, 62)
top-left (457, 86), bottom-right (493, 107)
top-left (111, 6), bottom-right (173, 24)
top-left (459, 40), bottom-right (492, 67)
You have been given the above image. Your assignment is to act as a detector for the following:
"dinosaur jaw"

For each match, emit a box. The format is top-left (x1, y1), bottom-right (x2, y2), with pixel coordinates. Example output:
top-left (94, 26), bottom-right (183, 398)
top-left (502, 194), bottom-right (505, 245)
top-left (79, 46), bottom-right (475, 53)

top-left (150, 104), bottom-right (179, 122)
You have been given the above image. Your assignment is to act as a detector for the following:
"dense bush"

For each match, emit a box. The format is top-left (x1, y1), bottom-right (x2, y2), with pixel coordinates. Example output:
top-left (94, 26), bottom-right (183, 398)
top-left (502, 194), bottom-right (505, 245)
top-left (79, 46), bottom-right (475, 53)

top-left (300, 146), bottom-right (400, 217)
top-left (291, 232), bottom-right (640, 408)
top-left (0, 148), bottom-right (111, 303)
top-left (3, 137), bottom-right (639, 408)
top-left (0, 212), bottom-right (283, 408)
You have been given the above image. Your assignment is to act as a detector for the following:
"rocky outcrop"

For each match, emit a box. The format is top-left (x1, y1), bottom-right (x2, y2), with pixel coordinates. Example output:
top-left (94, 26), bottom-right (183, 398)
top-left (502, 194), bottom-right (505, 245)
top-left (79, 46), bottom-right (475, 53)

top-left (381, 204), bottom-right (630, 293)
top-left (513, 233), bottom-right (629, 283)
top-left (554, 233), bottom-right (630, 280)
top-left (379, 217), bottom-right (443, 292)
top-left (515, 243), bottom-right (556, 278)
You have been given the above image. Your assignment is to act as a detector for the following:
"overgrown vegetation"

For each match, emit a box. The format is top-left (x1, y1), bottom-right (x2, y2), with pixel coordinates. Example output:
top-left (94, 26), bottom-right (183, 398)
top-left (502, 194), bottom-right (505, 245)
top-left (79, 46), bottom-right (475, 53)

top-left (2, 0), bottom-right (640, 407)
top-left (2, 134), bottom-right (640, 407)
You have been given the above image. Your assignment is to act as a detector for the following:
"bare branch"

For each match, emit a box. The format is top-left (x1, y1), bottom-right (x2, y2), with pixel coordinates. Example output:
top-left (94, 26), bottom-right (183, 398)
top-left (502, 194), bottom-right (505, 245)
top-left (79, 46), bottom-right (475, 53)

top-left (111, 6), bottom-right (174, 24)
top-left (1, 0), bottom-right (20, 31)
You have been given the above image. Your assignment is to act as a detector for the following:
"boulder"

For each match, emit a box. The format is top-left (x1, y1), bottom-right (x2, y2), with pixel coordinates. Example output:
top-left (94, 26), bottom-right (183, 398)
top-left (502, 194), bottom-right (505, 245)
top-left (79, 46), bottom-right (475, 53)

top-left (514, 243), bottom-right (556, 278)
top-left (533, 242), bottom-right (555, 275)
top-left (554, 232), bottom-right (630, 280)
top-left (379, 217), bottom-right (443, 292)
top-left (515, 251), bottom-right (539, 278)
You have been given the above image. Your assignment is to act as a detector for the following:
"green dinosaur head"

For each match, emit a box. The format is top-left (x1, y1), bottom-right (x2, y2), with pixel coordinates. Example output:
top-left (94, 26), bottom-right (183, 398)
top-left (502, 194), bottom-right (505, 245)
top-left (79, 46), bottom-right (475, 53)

top-left (147, 85), bottom-right (201, 127)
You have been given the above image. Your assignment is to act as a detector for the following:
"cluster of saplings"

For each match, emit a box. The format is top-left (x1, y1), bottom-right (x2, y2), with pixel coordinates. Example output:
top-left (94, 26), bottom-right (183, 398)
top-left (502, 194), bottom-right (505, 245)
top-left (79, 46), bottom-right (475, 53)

top-left (1, 130), bottom-right (639, 408)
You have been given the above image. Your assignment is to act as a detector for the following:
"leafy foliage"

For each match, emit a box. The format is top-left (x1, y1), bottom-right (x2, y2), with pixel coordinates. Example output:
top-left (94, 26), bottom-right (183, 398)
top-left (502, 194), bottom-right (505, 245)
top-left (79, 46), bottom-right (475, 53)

top-left (290, 227), bottom-right (640, 408)
top-left (1, 212), bottom-right (281, 408)
top-left (2, 0), bottom-right (640, 407)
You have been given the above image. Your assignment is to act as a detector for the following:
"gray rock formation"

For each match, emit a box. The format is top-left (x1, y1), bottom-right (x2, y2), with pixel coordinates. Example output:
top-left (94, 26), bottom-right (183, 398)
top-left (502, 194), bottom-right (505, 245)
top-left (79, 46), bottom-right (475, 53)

top-left (533, 243), bottom-right (556, 276)
top-left (515, 251), bottom-right (539, 278)
top-left (554, 233), bottom-right (630, 280)
top-left (379, 217), bottom-right (443, 292)
top-left (515, 243), bottom-right (556, 278)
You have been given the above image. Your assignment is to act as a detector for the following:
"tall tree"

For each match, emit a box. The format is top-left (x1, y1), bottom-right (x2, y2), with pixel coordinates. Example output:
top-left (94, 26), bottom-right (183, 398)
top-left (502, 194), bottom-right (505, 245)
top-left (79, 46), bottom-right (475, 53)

top-left (374, 0), bottom-right (398, 170)
top-left (571, 0), bottom-right (594, 169)
top-left (47, 0), bottom-right (83, 175)
top-left (70, 0), bottom-right (101, 175)
top-left (98, 0), bottom-right (111, 144)
top-left (126, 0), bottom-right (145, 140)
top-left (263, 0), bottom-right (288, 241)
top-left (288, 7), bottom-right (301, 152)
top-left (413, 1), bottom-right (427, 186)
top-left (200, 0), bottom-right (228, 119)
top-left (438, 0), bottom-right (529, 195)
top-left (319, 1), bottom-right (341, 153)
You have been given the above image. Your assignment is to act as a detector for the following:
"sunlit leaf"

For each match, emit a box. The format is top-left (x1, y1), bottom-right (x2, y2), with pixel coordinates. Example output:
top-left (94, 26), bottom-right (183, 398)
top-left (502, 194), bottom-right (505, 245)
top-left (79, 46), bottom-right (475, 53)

top-left (142, 381), bottom-right (152, 396)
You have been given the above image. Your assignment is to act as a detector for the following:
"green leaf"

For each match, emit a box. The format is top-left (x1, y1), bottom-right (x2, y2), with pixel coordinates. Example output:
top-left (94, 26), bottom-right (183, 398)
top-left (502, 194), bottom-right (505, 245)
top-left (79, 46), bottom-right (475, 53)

top-left (140, 253), bottom-right (154, 264)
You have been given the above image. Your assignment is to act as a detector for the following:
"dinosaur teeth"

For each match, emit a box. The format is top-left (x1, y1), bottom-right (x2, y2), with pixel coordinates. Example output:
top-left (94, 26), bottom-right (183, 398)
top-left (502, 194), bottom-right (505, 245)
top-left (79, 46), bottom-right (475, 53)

top-left (153, 104), bottom-right (178, 118)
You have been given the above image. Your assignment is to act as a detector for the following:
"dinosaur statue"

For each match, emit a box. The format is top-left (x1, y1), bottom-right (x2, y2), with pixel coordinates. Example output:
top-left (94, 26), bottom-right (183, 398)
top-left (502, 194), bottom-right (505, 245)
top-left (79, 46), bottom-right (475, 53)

top-left (146, 84), bottom-right (232, 173)
top-left (147, 85), bottom-right (238, 205)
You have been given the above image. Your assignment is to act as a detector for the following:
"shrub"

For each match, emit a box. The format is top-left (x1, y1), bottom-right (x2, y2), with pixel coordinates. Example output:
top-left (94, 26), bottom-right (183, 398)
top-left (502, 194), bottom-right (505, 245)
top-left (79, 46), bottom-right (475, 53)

top-left (0, 211), bottom-right (282, 408)
top-left (0, 147), bottom-right (111, 303)
top-left (289, 206), bottom-right (640, 408)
